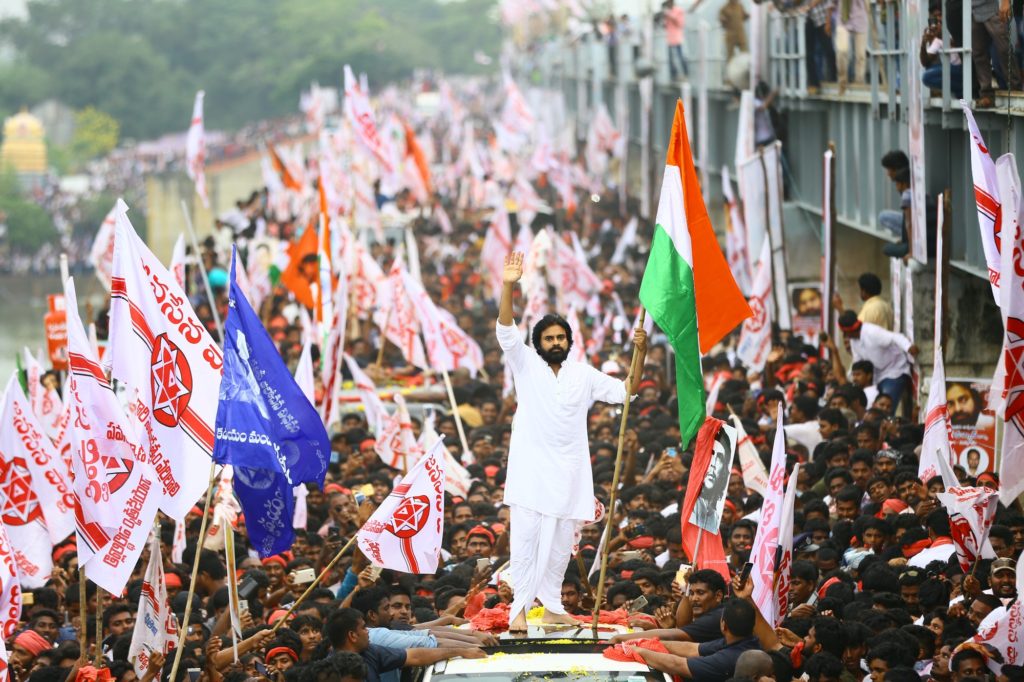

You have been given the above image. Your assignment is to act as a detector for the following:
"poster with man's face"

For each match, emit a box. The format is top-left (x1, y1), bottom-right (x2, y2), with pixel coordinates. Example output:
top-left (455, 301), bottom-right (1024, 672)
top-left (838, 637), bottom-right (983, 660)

top-left (690, 422), bottom-right (737, 533)
top-left (945, 378), bottom-right (996, 476)
top-left (789, 283), bottom-right (823, 345)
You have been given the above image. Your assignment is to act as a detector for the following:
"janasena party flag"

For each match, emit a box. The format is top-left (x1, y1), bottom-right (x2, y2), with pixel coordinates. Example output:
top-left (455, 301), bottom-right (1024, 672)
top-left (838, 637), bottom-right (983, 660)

top-left (936, 484), bottom-right (999, 573)
top-left (750, 410), bottom-right (788, 628)
top-left (65, 277), bottom-right (160, 595)
top-left (639, 100), bottom-right (751, 447)
top-left (0, 512), bottom-right (21, 681)
top-left (108, 198), bottom-right (222, 521)
top-left (212, 250), bottom-right (329, 557)
top-left (357, 438), bottom-right (446, 574)
top-left (128, 532), bottom-right (176, 678)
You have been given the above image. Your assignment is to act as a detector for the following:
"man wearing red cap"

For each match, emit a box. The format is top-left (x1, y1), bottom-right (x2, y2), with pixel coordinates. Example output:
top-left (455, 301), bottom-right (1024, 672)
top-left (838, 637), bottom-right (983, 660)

top-left (497, 252), bottom-right (648, 632)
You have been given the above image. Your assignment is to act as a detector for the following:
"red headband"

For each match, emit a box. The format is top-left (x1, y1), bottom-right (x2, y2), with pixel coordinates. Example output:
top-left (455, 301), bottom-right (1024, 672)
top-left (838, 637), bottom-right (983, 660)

top-left (262, 556), bottom-right (287, 568)
top-left (265, 647), bottom-right (298, 664)
top-left (839, 319), bottom-right (862, 334)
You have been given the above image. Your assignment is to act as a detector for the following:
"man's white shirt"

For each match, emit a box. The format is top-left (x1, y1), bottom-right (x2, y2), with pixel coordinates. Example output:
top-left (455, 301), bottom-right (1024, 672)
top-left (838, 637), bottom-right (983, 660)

top-left (497, 321), bottom-right (627, 520)
top-left (850, 322), bottom-right (913, 383)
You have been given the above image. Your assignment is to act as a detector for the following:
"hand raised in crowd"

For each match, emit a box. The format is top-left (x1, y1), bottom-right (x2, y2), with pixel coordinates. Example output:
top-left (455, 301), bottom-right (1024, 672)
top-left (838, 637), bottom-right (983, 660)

top-left (356, 566), bottom-right (379, 590)
top-left (503, 252), bottom-right (524, 284)
top-left (654, 604), bottom-right (676, 628)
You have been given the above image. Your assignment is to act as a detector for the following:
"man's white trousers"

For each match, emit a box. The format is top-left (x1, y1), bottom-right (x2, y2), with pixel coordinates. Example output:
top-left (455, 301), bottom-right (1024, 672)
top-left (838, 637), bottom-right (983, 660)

top-left (509, 504), bottom-right (577, 621)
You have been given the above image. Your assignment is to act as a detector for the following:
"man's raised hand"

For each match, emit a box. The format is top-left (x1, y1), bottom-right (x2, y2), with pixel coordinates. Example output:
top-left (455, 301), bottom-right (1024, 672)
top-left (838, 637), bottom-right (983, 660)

top-left (503, 252), bottom-right (524, 284)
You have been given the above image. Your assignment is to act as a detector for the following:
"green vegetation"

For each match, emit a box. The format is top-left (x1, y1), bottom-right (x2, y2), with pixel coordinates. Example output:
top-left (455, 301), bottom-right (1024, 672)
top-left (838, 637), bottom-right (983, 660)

top-left (0, 0), bottom-right (500, 141)
top-left (0, 170), bottom-right (57, 251)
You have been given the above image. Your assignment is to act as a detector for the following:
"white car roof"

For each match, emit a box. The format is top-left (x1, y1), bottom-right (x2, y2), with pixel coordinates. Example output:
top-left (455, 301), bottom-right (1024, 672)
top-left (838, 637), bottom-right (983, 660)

top-left (438, 652), bottom-right (653, 675)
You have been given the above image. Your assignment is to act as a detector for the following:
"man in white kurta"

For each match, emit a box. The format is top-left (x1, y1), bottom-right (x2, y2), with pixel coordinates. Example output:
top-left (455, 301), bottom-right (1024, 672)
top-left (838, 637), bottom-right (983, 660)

top-left (497, 251), bottom-right (647, 631)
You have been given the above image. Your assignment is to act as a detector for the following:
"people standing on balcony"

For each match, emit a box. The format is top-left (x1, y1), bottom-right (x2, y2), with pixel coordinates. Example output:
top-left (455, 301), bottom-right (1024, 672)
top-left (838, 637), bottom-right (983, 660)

top-left (834, 0), bottom-right (868, 93)
top-left (970, 0), bottom-right (1020, 107)
top-left (920, 0), bottom-right (963, 97)
top-left (661, 0), bottom-right (690, 80)
top-left (605, 14), bottom-right (619, 77)
top-left (618, 14), bottom-right (640, 64)
top-left (800, 0), bottom-right (838, 89)
top-left (720, 0), bottom-right (750, 59)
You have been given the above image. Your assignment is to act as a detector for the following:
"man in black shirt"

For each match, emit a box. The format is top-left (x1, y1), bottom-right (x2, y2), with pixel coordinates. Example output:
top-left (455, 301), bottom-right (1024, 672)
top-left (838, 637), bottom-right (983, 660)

top-left (610, 568), bottom-right (727, 644)
top-left (325, 608), bottom-right (484, 682)
top-left (628, 598), bottom-right (760, 682)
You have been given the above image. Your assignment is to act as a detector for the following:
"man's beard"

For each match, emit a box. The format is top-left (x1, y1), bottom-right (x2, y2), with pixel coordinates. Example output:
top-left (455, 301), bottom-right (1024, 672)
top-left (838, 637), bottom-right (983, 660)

top-left (949, 411), bottom-right (977, 426)
top-left (537, 345), bottom-right (569, 364)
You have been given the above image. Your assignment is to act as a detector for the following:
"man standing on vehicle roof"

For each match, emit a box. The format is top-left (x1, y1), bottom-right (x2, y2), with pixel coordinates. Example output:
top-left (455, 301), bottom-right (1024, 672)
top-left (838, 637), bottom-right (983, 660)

top-left (496, 251), bottom-right (648, 633)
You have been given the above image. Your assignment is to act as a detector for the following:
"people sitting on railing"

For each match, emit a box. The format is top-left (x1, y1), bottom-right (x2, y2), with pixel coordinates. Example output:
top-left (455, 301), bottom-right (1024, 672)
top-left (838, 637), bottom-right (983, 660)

top-left (834, 0), bottom-right (868, 93)
top-left (920, 0), bottom-right (963, 98)
top-left (970, 0), bottom-right (1020, 107)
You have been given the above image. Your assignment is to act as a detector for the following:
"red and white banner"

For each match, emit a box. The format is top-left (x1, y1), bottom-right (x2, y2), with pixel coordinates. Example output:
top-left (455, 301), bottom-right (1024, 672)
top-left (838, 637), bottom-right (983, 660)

top-left (962, 103), bottom-right (1002, 302)
top-left (0, 375), bottom-right (75, 545)
top-left (357, 438), bottom-right (446, 574)
top-left (185, 90), bottom-right (209, 207)
top-left (89, 204), bottom-right (118, 291)
top-left (128, 532), bottom-right (177, 677)
top-left (722, 167), bottom-right (752, 294)
top-left (775, 462), bottom-right (799, 620)
top-left (169, 234), bottom-right (187, 291)
top-left (374, 395), bottom-right (422, 471)
top-left (548, 230), bottom-right (601, 310)
top-left (374, 259), bottom-right (427, 370)
top-left (108, 198), bottom-right (221, 521)
top-left (936, 485), bottom-right (999, 573)
top-left (995, 153), bottom-right (1024, 505)
top-left (730, 414), bottom-right (769, 496)
top-left (565, 306), bottom-right (587, 364)
top-left (973, 599), bottom-right (1024, 669)
top-left (919, 348), bottom-right (957, 486)
top-left (21, 349), bottom-right (64, 444)
top-left (0, 517), bottom-right (22, 642)
top-left (344, 65), bottom-right (392, 174)
top-left (500, 73), bottom-right (535, 138)
top-left (403, 267), bottom-right (484, 376)
top-left (343, 353), bottom-right (388, 440)
top-left (481, 207), bottom-right (513, 302)
top-left (736, 239), bottom-right (772, 372)
top-left (418, 416), bottom-right (470, 498)
top-left (65, 277), bottom-right (160, 594)
top-left (750, 410), bottom-right (786, 628)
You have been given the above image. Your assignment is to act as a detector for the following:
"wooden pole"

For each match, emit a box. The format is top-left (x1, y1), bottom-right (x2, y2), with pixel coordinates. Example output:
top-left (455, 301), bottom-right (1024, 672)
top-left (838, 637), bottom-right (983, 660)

top-left (375, 308), bottom-right (393, 367)
top-left (440, 368), bottom-right (471, 461)
top-left (180, 199), bottom-right (223, 341)
top-left (270, 535), bottom-right (358, 633)
top-left (78, 568), bottom-right (87, 656)
top-left (93, 587), bottom-right (104, 666)
top-left (167, 461), bottom-right (219, 682)
top-left (591, 309), bottom-right (646, 637)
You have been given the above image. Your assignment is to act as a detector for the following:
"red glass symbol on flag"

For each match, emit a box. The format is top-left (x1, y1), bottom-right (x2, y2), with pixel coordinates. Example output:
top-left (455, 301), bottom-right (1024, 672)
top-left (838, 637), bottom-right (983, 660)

top-left (150, 334), bottom-right (193, 427)
top-left (0, 456), bottom-right (42, 526)
top-left (387, 495), bottom-right (430, 539)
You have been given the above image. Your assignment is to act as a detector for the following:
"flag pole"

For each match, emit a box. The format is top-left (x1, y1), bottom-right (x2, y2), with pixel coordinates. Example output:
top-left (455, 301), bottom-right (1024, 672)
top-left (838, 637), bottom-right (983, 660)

top-left (591, 309), bottom-right (646, 637)
top-left (375, 307), bottom-right (393, 366)
top-left (167, 461), bottom-right (219, 682)
top-left (179, 199), bottom-right (224, 341)
top-left (440, 368), bottom-right (472, 461)
top-left (270, 535), bottom-right (358, 633)
top-left (93, 587), bottom-right (104, 666)
top-left (78, 568), bottom-right (87, 656)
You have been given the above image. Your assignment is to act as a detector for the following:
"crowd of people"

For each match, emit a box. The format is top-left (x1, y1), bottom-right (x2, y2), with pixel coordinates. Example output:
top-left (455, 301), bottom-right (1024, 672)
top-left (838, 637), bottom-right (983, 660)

top-left (4, 51), bottom-right (1019, 682)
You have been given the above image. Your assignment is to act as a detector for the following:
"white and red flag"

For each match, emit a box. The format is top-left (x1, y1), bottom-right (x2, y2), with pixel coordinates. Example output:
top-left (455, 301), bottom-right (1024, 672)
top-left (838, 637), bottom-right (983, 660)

top-left (936, 485), bottom-right (999, 573)
top-left (402, 267), bottom-right (484, 376)
top-left (169, 234), bottom-right (187, 291)
top-left (89, 204), bottom-right (118, 290)
top-left (375, 395), bottom-right (422, 471)
top-left (0, 516), bottom-right (22, 643)
top-left (481, 206), bottom-right (513, 302)
top-left (128, 531), bottom-right (177, 677)
top-left (108, 198), bottom-right (221, 520)
top-left (774, 462), bottom-right (799, 620)
top-left (995, 153), bottom-right (1024, 505)
top-left (344, 65), bottom-right (392, 174)
top-left (722, 167), bottom-right (752, 293)
top-left (972, 599), bottom-right (1024, 669)
top-left (547, 230), bottom-right (601, 310)
top-left (735, 238), bottom-right (773, 372)
top-left (357, 438), bottom-right (446, 574)
top-left (962, 102), bottom-right (1002, 301)
top-left (919, 348), bottom-right (957, 487)
top-left (730, 414), bottom-right (769, 496)
top-left (343, 354), bottom-right (388, 435)
top-left (0, 375), bottom-right (75, 545)
top-left (565, 306), bottom-right (587, 364)
top-left (21, 349), bottom-right (64, 444)
top-left (418, 417), bottom-right (470, 498)
top-left (374, 259), bottom-right (427, 370)
top-left (750, 410), bottom-right (787, 628)
top-left (185, 91), bottom-right (209, 207)
top-left (65, 277), bottom-right (160, 594)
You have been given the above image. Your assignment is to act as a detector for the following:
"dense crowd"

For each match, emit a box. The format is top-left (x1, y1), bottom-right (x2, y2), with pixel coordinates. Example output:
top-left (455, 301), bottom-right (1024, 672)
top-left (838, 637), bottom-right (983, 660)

top-left (8, 68), bottom-right (1021, 682)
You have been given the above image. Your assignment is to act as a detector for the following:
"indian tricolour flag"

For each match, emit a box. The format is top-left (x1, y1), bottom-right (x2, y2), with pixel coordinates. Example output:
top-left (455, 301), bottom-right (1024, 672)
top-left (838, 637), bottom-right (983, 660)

top-left (639, 101), bottom-right (751, 447)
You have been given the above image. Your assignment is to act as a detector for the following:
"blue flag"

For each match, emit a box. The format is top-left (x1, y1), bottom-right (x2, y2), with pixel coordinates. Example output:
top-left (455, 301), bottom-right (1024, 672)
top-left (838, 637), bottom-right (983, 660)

top-left (213, 248), bottom-right (329, 556)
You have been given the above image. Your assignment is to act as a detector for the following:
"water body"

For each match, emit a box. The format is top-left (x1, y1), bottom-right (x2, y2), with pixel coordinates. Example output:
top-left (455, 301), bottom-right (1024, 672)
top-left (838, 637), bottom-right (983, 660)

top-left (0, 273), bottom-right (108, 382)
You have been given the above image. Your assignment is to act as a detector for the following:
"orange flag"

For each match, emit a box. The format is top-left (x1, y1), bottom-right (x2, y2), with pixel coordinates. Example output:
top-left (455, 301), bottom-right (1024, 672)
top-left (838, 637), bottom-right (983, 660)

top-left (280, 226), bottom-right (318, 309)
top-left (268, 144), bottom-right (304, 192)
